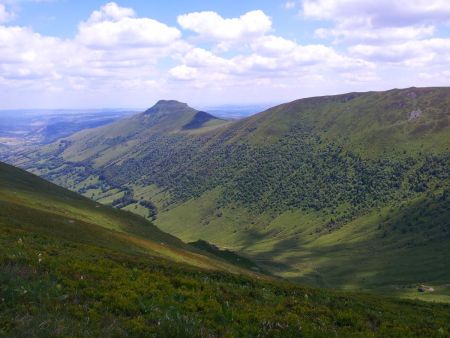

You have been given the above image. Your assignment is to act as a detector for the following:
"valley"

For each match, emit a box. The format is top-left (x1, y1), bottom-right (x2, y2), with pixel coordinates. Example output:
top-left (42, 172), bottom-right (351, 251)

top-left (3, 1), bottom-right (450, 335)
top-left (1, 161), bottom-right (450, 336)
top-left (2, 87), bottom-right (449, 302)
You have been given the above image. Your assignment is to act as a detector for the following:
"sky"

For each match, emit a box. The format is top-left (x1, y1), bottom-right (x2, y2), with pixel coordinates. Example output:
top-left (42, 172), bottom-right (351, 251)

top-left (0, 0), bottom-right (450, 109)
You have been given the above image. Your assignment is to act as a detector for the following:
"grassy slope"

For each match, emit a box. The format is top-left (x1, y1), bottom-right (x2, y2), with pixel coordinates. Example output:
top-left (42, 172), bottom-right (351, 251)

top-left (3, 87), bottom-right (449, 302)
top-left (2, 166), bottom-right (450, 336)
top-left (224, 87), bottom-right (450, 156)
top-left (155, 185), bottom-right (450, 302)
top-left (0, 162), bottom-right (267, 276)
top-left (61, 100), bottom-right (228, 167)
top-left (152, 88), bottom-right (450, 300)
top-left (3, 224), bottom-right (450, 337)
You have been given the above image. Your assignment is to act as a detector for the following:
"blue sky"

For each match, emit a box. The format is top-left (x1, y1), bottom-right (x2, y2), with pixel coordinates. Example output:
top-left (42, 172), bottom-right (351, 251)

top-left (1, 0), bottom-right (450, 108)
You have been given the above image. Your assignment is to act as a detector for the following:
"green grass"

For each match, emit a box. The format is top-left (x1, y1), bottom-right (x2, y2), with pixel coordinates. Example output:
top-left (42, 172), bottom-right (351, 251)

top-left (2, 213), bottom-right (450, 336)
top-left (154, 189), bottom-right (450, 302)
top-left (0, 162), bottom-right (271, 275)
top-left (189, 239), bottom-right (268, 273)
top-left (3, 87), bottom-right (449, 303)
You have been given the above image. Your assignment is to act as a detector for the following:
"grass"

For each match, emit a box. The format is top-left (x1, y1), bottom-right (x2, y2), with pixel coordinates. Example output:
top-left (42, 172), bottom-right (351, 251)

top-left (2, 212), bottom-right (450, 336)
top-left (0, 162), bottom-right (270, 275)
top-left (155, 190), bottom-right (450, 302)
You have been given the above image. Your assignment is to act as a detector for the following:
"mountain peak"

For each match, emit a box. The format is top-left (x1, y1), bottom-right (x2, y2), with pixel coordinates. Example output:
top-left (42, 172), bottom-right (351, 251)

top-left (155, 100), bottom-right (189, 107)
top-left (144, 100), bottom-right (191, 115)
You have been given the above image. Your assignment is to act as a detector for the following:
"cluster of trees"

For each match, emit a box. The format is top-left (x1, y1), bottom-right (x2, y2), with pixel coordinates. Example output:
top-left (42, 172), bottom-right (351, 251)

top-left (99, 128), bottom-right (449, 227)
top-left (111, 189), bottom-right (137, 209)
top-left (139, 199), bottom-right (157, 220)
top-left (23, 122), bottom-right (449, 230)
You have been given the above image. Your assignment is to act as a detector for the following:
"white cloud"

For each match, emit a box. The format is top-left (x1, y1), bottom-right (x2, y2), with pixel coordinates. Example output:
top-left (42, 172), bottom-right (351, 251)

top-left (77, 3), bottom-right (181, 49)
top-left (0, 3), bottom-right (189, 96)
top-left (250, 35), bottom-right (297, 56)
top-left (1, 2), bottom-right (450, 108)
top-left (0, 4), bottom-right (13, 23)
top-left (349, 38), bottom-right (450, 66)
top-left (182, 48), bottom-right (230, 69)
top-left (303, 0), bottom-right (450, 47)
top-left (315, 25), bottom-right (435, 43)
top-left (87, 2), bottom-right (135, 23)
top-left (169, 65), bottom-right (198, 81)
top-left (171, 38), bottom-right (375, 87)
top-left (177, 10), bottom-right (272, 43)
top-left (302, 0), bottom-right (450, 27)
top-left (0, 25), bottom-right (64, 80)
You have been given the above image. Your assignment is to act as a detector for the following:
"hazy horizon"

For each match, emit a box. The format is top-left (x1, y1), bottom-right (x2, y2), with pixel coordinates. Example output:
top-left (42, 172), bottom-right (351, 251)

top-left (1, 1), bottom-right (450, 109)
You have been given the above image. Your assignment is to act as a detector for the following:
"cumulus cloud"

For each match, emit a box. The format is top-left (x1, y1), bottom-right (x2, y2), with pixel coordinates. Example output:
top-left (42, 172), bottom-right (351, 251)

top-left (172, 8), bottom-right (375, 85)
top-left (177, 10), bottom-right (272, 43)
top-left (303, 0), bottom-right (450, 47)
top-left (1, 1), bottom-right (450, 107)
top-left (302, 0), bottom-right (450, 73)
top-left (302, 0), bottom-right (450, 27)
top-left (169, 65), bottom-right (198, 81)
top-left (349, 38), bottom-right (450, 66)
top-left (77, 3), bottom-right (181, 49)
top-left (250, 35), bottom-right (297, 56)
top-left (87, 2), bottom-right (135, 23)
top-left (170, 38), bottom-right (375, 86)
top-left (0, 25), bottom-right (64, 81)
top-left (0, 2), bottom-right (188, 97)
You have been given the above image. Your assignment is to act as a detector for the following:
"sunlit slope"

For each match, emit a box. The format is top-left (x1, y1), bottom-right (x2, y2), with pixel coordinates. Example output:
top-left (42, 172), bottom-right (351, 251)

top-left (0, 161), bottom-right (267, 276)
top-left (218, 87), bottom-right (450, 155)
top-left (59, 100), bottom-right (228, 166)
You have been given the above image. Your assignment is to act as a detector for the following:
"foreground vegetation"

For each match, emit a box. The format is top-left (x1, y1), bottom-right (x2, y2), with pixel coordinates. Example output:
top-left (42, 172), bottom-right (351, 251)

top-left (2, 221), bottom-right (450, 337)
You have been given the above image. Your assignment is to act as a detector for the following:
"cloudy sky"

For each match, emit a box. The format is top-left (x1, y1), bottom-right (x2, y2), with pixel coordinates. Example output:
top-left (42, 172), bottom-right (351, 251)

top-left (1, 0), bottom-right (450, 108)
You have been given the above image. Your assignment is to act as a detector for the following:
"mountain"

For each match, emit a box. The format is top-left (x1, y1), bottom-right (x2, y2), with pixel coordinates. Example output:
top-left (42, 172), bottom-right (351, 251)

top-left (2, 161), bottom-right (450, 336)
top-left (3, 88), bottom-right (450, 301)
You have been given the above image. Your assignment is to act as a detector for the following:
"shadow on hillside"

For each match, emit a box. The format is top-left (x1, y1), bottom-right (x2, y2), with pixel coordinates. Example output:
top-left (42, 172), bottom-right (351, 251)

top-left (235, 195), bottom-right (450, 291)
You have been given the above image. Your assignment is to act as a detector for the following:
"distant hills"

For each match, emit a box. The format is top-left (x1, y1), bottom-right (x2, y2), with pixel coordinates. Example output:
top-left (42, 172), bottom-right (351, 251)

top-left (0, 109), bottom-right (136, 146)
top-left (3, 87), bottom-right (450, 302)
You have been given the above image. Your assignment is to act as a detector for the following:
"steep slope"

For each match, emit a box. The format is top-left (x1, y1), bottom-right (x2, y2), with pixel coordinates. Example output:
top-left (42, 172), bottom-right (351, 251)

top-left (222, 87), bottom-right (449, 155)
top-left (0, 161), bottom-right (266, 275)
top-left (3, 87), bottom-right (450, 300)
top-left (2, 164), bottom-right (450, 336)
top-left (56, 100), bottom-right (228, 166)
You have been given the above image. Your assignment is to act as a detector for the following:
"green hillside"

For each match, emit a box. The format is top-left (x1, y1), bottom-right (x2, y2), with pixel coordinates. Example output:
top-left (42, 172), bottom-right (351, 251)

top-left (0, 161), bottom-right (266, 275)
top-left (3, 87), bottom-right (449, 301)
top-left (2, 161), bottom-right (450, 336)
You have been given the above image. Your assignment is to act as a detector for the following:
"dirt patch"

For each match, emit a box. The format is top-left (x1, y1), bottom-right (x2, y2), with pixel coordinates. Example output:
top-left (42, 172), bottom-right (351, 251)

top-left (409, 109), bottom-right (422, 121)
